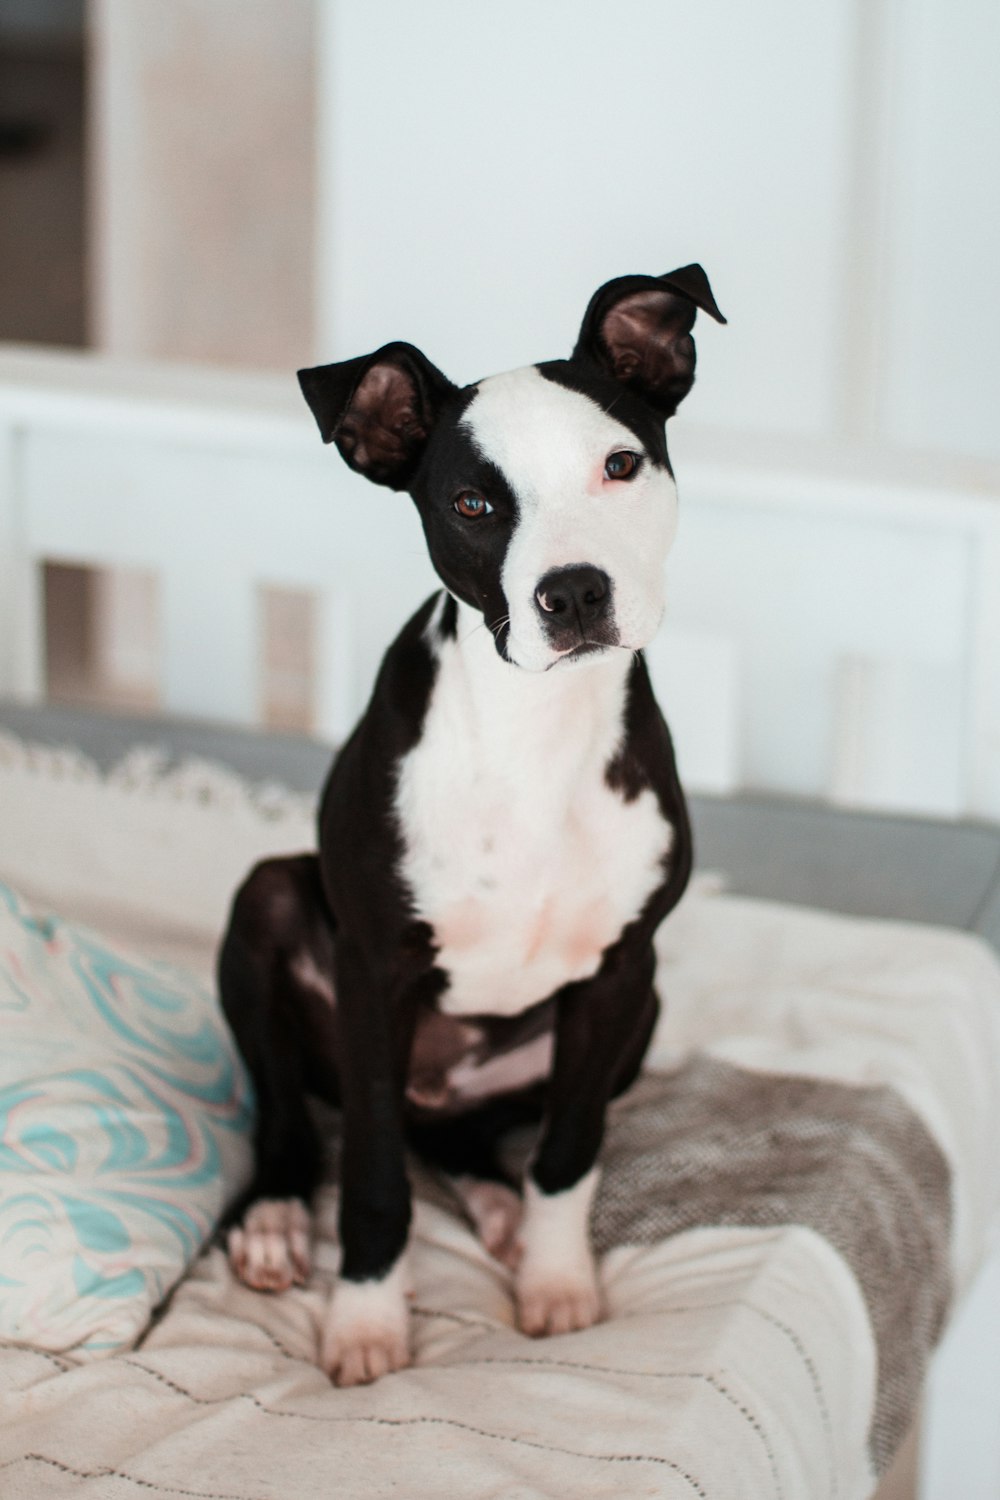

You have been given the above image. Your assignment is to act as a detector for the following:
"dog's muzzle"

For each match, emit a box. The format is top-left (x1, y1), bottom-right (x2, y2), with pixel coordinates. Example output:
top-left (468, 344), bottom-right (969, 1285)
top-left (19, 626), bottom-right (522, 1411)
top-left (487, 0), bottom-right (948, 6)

top-left (533, 565), bottom-right (617, 654)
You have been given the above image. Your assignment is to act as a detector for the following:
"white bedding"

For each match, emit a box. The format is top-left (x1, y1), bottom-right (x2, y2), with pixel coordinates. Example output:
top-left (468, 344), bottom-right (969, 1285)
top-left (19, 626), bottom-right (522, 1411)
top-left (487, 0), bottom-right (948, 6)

top-left (1, 732), bottom-right (999, 1499)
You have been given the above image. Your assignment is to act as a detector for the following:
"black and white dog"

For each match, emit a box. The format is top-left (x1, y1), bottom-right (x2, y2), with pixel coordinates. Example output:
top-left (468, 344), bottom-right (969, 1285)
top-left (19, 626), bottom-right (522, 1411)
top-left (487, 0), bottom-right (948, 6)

top-left (220, 265), bottom-right (725, 1386)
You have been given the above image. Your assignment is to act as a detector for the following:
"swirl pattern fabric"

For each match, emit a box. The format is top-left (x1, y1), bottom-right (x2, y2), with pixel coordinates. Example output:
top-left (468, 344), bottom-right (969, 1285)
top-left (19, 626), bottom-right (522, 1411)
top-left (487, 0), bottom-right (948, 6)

top-left (0, 880), bottom-right (253, 1357)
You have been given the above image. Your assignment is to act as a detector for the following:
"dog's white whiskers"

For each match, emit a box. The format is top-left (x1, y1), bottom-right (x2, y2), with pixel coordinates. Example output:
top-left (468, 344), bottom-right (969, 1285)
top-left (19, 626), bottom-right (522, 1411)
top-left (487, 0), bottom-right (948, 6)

top-left (462, 614), bottom-right (510, 648)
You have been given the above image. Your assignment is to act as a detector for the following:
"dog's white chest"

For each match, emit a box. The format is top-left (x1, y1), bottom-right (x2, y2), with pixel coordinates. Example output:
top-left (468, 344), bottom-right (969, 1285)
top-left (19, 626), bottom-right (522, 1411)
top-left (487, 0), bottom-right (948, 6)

top-left (394, 618), bottom-right (673, 1017)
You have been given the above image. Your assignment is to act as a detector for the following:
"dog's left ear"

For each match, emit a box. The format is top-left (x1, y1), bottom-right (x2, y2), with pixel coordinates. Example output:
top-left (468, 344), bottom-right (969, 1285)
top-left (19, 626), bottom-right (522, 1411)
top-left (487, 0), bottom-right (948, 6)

top-left (298, 341), bottom-right (457, 491)
top-left (573, 264), bottom-right (726, 418)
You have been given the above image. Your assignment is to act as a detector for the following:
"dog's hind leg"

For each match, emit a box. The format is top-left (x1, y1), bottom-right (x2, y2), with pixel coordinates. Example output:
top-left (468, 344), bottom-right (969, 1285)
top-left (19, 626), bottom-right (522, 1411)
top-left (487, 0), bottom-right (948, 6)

top-left (219, 854), bottom-right (339, 1292)
top-left (406, 1088), bottom-right (545, 1269)
top-left (452, 1178), bottom-right (524, 1270)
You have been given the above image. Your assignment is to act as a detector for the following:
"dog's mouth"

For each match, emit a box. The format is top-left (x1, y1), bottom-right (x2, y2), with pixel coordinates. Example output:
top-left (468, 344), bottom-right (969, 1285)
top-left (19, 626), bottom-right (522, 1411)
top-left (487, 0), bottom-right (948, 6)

top-left (546, 639), bottom-right (614, 669)
top-left (493, 620), bottom-right (628, 672)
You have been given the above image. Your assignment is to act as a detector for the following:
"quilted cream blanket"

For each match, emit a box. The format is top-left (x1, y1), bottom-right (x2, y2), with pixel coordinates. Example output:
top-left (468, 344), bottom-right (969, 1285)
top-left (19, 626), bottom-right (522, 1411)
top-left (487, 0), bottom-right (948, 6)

top-left (1, 731), bottom-right (999, 1499)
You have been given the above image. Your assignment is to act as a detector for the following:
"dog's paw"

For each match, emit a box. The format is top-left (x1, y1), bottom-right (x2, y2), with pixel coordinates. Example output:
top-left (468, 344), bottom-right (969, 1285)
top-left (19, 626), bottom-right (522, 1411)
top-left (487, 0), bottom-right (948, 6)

top-left (516, 1264), bottom-right (602, 1337)
top-left (514, 1168), bottom-right (602, 1336)
top-left (323, 1324), bottom-right (410, 1388)
top-left (227, 1198), bottom-right (311, 1292)
top-left (455, 1178), bottom-right (523, 1269)
top-left (319, 1266), bottom-right (411, 1387)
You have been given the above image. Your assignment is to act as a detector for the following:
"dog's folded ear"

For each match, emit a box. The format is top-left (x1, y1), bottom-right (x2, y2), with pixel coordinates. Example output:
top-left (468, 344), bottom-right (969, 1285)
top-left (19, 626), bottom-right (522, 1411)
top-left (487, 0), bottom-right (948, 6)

top-left (298, 343), bottom-right (457, 490)
top-left (573, 264), bottom-right (726, 418)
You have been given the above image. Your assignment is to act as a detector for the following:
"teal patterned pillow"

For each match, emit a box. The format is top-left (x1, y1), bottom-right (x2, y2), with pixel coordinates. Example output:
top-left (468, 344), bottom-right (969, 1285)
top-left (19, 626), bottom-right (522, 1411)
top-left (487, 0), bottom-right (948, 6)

top-left (0, 879), bottom-right (253, 1357)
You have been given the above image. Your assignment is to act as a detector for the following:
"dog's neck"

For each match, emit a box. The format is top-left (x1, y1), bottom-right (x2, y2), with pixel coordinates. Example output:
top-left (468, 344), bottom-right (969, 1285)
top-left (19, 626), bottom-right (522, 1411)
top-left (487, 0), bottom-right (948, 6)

top-left (437, 595), bottom-right (633, 768)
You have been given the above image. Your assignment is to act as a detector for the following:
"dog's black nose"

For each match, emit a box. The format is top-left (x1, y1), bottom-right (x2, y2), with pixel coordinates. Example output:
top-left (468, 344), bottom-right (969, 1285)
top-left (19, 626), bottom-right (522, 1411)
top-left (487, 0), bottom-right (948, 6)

top-left (534, 566), bottom-right (611, 624)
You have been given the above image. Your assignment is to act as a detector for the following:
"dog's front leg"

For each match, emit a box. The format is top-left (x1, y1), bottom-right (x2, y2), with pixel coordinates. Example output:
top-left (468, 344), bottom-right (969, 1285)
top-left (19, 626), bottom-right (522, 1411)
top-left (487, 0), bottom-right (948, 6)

top-left (319, 938), bottom-right (416, 1387)
top-left (516, 942), bottom-right (658, 1338)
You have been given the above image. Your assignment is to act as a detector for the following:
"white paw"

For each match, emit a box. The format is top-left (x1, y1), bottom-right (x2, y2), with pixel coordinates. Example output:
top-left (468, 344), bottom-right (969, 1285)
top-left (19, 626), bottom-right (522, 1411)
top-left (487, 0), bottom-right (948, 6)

top-left (320, 1261), bottom-right (411, 1387)
top-left (516, 1263), bottom-right (603, 1337)
top-left (228, 1198), bottom-right (311, 1292)
top-left (455, 1178), bottom-right (523, 1269)
top-left (515, 1169), bottom-right (602, 1336)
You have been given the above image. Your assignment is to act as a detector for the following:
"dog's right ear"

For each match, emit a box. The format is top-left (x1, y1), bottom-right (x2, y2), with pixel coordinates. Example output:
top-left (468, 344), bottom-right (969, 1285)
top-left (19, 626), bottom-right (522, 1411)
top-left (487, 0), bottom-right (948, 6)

top-left (298, 342), bottom-right (457, 491)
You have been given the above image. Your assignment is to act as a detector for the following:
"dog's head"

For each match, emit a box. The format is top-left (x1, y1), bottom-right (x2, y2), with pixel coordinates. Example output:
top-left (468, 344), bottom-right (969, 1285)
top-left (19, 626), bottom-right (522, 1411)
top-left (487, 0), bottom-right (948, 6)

top-left (299, 266), bottom-right (725, 672)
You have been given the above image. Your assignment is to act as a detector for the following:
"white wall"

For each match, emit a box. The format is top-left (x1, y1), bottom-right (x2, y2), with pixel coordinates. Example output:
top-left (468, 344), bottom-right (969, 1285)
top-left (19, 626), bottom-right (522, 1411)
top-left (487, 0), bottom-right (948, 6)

top-left (316, 0), bottom-right (1000, 466)
top-left (876, 0), bottom-right (1000, 461)
top-left (317, 0), bottom-right (852, 435)
top-left (83, 0), bottom-right (1000, 462)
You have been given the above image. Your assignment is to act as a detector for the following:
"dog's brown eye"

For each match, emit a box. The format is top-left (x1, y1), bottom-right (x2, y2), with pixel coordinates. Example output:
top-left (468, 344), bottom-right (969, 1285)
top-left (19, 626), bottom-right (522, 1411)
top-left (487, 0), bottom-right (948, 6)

top-left (454, 492), bottom-right (493, 518)
top-left (605, 450), bottom-right (641, 481)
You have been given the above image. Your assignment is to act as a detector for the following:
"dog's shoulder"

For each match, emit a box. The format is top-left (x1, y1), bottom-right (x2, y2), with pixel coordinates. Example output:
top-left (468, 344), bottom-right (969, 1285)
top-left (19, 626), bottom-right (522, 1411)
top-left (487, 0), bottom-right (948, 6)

top-left (324, 590), bottom-right (451, 783)
top-left (317, 590), bottom-right (451, 904)
top-left (608, 655), bottom-right (689, 817)
top-left (607, 653), bottom-right (693, 917)
top-left (368, 589), bottom-right (456, 754)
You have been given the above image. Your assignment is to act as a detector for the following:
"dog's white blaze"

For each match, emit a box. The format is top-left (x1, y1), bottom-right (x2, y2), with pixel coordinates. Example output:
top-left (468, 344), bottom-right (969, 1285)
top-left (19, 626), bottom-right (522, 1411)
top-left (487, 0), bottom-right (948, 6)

top-left (462, 367), bottom-right (679, 673)
top-left (395, 601), bottom-right (672, 1018)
